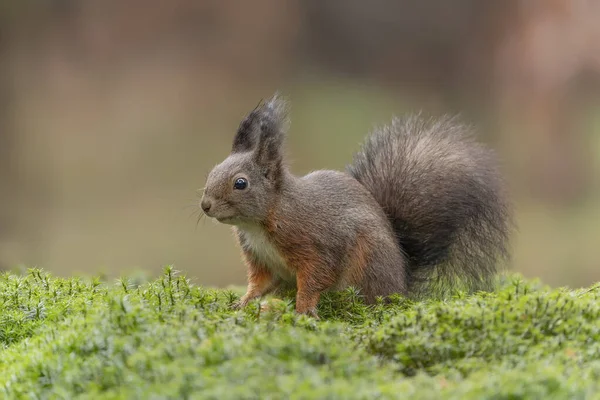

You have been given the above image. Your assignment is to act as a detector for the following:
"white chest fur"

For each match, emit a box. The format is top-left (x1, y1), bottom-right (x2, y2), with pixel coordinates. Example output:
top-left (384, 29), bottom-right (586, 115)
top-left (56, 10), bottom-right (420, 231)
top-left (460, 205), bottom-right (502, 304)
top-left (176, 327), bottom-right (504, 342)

top-left (236, 225), bottom-right (295, 282)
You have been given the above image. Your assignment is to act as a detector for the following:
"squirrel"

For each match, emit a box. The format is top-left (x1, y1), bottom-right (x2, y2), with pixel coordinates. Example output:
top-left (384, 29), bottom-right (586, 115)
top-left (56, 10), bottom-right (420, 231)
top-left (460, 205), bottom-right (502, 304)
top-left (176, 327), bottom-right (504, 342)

top-left (200, 94), bottom-right (511, 317)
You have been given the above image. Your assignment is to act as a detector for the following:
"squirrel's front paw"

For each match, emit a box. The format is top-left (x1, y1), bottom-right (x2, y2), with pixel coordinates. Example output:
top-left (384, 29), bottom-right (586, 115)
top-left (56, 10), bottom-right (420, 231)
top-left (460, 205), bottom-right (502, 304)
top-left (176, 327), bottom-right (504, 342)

top-left (231, 298), bottom-right (249, 310)
top-left (231, 300), bottom-right (244, 310)
top-left (231, 294), bottom-right (256, 310)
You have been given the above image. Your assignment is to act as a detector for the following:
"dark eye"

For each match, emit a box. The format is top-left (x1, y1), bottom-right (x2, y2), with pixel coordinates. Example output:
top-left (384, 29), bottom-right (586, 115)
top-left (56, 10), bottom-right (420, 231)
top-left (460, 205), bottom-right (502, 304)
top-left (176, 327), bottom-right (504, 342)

top-left (233, 177), bottom-right (248, 190)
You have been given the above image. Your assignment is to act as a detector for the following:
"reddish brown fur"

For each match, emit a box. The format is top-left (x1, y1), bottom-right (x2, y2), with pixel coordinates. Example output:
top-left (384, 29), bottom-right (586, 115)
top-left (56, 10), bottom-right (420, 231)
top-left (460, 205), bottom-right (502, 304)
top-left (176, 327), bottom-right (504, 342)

top-left (342, 232), bottom-right (370, 288)
top-left (235, 251), bottom-right (276, 307)
top-left (265, 207), bottom-right (337, 316)
top-left (295, 266), bottom-right (325, 317)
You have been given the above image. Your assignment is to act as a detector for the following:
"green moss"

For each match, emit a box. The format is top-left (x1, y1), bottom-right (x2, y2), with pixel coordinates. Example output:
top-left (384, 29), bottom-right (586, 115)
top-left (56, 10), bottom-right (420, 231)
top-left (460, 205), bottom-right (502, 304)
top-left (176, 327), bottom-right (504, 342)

top-left (0, 268), bottom-right (599, 399)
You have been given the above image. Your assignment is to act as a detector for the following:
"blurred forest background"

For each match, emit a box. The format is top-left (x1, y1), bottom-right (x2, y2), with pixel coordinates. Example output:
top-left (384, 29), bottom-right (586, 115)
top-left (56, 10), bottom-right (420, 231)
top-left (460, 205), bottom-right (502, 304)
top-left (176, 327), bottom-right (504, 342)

top-left (0, 0), bottom-right (599, 288)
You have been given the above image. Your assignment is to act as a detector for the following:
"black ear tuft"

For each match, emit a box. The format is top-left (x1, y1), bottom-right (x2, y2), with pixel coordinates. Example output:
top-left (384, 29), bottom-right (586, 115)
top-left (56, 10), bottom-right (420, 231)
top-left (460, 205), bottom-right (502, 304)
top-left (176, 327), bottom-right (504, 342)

top-left (231, 93), bottom-right (290, 174)
top-left (230, 94), bottom-right (289, 184)
top-left (231, 102), bottom-right (263, 153)
top-left (231, 94), bottom-right (289, 154)
top-left (253, 94), bottom-right (289, 175)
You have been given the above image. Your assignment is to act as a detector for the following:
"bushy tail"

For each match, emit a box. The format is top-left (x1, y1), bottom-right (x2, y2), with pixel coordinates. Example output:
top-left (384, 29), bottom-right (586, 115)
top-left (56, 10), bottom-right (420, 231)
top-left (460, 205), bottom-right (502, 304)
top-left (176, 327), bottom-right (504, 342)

top-left (347, 114), bottom-right (512, 296)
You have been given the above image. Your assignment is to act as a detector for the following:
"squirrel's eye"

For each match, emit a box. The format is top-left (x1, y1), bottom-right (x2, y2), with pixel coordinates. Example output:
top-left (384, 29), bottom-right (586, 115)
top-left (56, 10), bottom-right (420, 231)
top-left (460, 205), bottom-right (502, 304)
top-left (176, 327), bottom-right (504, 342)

top-left (233, 177), bottom-right (248, 190)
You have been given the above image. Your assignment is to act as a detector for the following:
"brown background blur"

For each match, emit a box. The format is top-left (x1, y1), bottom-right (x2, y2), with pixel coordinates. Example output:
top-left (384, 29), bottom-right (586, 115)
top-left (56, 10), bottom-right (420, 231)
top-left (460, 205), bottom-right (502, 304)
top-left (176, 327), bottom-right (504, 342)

top-left (1, 0), bottom-right (599, 288)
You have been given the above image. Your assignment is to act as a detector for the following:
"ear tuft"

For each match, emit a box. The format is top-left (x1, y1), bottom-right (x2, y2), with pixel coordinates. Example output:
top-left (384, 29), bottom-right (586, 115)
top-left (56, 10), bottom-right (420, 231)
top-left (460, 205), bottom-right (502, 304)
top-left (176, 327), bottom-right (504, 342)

top-left (231, 93), bottom-right (290, 154)
top-left (262, 93), bottom-right (290, 134)
top-left (232, 108), bottom-right (260, 153)
top-left (252, 93), bottom-right (289, 180)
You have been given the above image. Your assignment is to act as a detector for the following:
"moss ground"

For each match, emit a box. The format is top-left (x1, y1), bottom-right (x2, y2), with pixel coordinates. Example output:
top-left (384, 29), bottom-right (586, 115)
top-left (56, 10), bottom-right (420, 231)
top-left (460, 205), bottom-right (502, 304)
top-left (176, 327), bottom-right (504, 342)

top-left (1, 268), bottom-right (599, 399)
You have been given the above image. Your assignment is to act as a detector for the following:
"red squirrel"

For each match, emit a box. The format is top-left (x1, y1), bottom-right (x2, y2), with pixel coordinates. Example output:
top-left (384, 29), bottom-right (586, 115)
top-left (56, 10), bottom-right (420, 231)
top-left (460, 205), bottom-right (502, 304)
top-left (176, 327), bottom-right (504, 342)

top-left (200, 94), bottom-right (511, 317)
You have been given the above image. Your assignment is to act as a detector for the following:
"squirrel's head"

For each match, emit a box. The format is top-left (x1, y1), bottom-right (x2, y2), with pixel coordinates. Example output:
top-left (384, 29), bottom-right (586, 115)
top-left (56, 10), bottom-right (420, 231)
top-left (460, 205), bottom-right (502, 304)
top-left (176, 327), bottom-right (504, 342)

top-left (200, 94), bottom-right (289, 225)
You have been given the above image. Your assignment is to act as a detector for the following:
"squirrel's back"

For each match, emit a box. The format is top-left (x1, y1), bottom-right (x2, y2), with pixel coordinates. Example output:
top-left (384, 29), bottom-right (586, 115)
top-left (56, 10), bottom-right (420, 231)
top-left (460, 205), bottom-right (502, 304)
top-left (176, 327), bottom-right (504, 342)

top-left (347, 114), bottom-right (511, 295)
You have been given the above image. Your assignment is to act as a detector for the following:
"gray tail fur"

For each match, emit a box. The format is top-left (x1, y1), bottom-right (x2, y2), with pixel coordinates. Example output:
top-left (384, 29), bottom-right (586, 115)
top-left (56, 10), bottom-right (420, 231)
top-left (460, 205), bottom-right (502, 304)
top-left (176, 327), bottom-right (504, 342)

top-left (347, 114), bottom-right (512, 296)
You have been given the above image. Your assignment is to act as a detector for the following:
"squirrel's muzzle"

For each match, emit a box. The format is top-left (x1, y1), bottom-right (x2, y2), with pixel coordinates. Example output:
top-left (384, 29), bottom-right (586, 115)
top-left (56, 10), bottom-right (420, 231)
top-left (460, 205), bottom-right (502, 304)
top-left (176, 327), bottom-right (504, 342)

top-left (200, 198), bottom-right (212, 214)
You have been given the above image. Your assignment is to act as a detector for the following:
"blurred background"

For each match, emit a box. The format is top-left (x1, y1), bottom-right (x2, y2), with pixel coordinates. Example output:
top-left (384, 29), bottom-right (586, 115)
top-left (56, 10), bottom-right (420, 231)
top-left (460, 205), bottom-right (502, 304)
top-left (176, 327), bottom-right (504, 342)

top-left (0, 0), bottom-right (599, 288)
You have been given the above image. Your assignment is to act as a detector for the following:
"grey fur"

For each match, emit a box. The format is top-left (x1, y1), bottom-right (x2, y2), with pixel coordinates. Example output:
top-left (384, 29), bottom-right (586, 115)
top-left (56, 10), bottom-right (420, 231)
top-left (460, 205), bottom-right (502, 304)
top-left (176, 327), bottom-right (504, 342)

top-left (201, 95), bottom-right (512, 304)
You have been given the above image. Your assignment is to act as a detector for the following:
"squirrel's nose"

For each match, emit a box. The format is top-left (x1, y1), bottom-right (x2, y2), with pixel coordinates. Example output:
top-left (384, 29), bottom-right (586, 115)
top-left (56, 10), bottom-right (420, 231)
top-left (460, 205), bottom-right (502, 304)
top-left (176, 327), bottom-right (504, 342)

top-left (200, 198), bottom-right (212, 214)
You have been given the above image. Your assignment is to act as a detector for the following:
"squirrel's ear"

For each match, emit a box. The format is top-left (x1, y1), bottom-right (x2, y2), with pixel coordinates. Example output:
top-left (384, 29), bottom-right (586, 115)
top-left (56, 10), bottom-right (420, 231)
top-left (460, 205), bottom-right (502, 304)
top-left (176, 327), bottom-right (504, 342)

top-left (231, 94), bottom-right (289, 180)
top-left (230, 94), bottom-right (286, 181)
top-left (254, 94), bottom-right (289, 180)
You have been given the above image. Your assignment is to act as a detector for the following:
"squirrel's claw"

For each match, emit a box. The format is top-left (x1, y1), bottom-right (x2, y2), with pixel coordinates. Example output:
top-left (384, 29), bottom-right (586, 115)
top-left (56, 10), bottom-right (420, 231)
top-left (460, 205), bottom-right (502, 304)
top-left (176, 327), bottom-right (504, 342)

top-left (298, 308), bottom-right (320, 320)
top-left (231, 297), bottom-right (251, 310)
top-left (231, 300), bottom-right (244, 310)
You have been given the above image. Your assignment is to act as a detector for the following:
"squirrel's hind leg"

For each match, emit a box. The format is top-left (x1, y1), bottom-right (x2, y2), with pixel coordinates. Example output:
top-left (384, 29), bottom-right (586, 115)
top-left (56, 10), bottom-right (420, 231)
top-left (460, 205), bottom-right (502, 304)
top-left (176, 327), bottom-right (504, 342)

top-left (294, 264), bottom-right (337, 319)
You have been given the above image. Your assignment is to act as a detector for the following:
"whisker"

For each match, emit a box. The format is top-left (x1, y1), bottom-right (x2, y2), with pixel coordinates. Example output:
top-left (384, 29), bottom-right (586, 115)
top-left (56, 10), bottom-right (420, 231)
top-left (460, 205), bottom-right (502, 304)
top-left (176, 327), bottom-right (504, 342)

top-left (195, 213), bottom-right (205, 232)
top-left (182, 204), bottom-right (199, 211)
